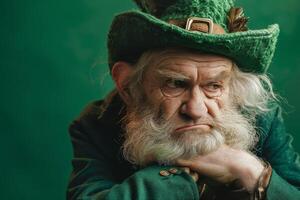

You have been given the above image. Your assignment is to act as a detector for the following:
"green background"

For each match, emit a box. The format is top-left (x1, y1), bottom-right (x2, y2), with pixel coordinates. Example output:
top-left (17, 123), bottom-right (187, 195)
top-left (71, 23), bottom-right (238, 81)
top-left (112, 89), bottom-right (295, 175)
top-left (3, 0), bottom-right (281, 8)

top-left (1, 0), bottom-right (299, 199)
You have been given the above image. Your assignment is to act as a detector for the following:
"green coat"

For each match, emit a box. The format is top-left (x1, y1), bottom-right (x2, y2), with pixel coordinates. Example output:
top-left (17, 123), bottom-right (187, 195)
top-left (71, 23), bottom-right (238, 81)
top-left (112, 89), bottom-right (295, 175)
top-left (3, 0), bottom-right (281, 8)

top-left (67, 95), bottom-right (300, 199)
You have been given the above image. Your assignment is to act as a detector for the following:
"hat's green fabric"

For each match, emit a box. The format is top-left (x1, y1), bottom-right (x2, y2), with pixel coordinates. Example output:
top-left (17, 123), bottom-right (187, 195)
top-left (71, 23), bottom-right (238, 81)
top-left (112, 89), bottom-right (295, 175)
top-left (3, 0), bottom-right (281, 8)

top-left (107, 0), bottom-right (280, 73)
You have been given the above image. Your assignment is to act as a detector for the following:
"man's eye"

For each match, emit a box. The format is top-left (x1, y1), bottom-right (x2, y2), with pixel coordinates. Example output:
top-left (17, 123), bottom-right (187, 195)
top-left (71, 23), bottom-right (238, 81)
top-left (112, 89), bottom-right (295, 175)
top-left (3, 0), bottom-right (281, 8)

top-left (165, 79), bottom-right (187, 89)
top-left (205, 83), bottom-right (223, 91)
top-left (161, 78), bottom-right (188, 97)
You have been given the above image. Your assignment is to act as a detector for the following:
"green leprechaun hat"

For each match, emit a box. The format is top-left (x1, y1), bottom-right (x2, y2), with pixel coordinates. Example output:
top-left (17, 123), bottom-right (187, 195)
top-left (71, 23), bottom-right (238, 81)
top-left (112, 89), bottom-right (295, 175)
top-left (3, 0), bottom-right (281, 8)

top-left (107, 0), bottom-right (279, 73)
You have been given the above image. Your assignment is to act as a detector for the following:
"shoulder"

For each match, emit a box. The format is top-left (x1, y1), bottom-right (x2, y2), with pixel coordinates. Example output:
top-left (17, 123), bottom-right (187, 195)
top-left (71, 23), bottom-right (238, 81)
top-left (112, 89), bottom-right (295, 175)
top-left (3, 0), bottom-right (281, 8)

top-left (256, 102), bottom-right (282, 134)
top-left (68, 99), bottom-right (103, 140)
top-left (68, 93), bottom-right (126, 160)
top-left (254, 102), bottom-right (283, 155)
top-left (72, 100), bottom-right (104, 128)
top-left (70, 93), bottom-right (125, 135)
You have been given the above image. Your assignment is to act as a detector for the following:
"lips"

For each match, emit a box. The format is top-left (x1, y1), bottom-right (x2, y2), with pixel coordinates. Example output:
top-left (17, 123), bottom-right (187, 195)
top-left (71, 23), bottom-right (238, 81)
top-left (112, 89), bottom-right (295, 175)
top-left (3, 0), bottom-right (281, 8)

top-left (175, 124), bottom-right (212, 132)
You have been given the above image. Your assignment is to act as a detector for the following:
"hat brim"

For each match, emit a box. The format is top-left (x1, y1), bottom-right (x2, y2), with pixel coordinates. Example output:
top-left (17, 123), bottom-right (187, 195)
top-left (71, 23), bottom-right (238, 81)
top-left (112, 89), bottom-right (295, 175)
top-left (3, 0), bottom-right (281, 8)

top-left (108, 10), bottom-right (279, 73)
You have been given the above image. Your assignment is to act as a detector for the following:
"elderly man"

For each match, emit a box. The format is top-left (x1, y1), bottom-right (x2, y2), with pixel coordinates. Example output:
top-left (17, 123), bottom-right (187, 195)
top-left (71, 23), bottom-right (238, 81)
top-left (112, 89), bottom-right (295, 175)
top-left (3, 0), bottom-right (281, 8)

top-left (67, 0), bottom-right (300, 199)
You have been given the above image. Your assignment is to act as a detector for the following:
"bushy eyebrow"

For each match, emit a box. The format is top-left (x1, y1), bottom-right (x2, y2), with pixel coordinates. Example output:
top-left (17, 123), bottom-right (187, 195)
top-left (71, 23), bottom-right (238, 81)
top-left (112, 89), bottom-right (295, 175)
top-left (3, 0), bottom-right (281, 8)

top-left (156, 69), bottom-right (232, 82)
top-left (156, 69), bottom-right (191, 80)
top-left (204, 70), bottom-right (232, 82)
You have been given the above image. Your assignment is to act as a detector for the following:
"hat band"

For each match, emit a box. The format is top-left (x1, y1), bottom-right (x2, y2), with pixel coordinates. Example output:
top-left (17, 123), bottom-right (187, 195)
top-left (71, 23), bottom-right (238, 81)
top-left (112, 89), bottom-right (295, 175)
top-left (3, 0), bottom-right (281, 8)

top-left (168, 17), bottom-right (226, 34)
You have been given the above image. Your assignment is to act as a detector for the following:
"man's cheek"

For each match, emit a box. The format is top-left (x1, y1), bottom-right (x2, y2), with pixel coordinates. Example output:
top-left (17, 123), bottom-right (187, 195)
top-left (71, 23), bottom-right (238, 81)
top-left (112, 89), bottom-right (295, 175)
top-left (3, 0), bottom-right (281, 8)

top-left (217, 88), bottom-right (231, 109)
top-left (143, 89), bottom-right (164, 109)
top-left (159, 99), bottom-right (181, 120)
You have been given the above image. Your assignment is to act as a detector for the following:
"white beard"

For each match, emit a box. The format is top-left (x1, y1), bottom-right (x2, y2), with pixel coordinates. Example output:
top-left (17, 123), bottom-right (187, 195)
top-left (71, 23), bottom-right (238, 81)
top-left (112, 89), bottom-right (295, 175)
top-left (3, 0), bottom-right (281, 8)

top-left (122, 103), bottom-right (257, 166)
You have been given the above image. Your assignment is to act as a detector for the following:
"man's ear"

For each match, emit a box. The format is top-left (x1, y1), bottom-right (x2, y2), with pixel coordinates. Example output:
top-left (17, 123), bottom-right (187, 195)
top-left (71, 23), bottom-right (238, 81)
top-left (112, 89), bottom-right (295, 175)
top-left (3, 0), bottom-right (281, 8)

top-left (111, 61), bottom-right (134, 104)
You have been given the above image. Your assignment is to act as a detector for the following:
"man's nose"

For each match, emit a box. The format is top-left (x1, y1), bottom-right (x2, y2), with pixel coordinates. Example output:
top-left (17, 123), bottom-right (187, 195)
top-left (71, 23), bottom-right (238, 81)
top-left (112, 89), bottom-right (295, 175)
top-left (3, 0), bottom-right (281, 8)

top-left (180, 86), bottom-right (208, 120)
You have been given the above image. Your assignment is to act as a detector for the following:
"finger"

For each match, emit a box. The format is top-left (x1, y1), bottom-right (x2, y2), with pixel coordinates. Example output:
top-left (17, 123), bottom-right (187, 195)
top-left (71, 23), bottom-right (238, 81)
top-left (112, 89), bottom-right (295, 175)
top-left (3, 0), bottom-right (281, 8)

top-left (178, 159), bottom-right (225, 176)
top-left (179, 167), bottom-right (199, 182)
top-left (177, 158), bottom-right (200, 168)
top-left (190, 171), bottom-right (199, 182)
top-left (179, 167), bottom-right (190, 174)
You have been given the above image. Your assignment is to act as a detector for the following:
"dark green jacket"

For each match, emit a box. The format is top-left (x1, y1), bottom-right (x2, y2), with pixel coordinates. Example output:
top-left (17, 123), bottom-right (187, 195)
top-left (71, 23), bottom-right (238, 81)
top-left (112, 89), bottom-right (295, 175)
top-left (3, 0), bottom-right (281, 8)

top-left (67, 95), bottom-right (300, 199)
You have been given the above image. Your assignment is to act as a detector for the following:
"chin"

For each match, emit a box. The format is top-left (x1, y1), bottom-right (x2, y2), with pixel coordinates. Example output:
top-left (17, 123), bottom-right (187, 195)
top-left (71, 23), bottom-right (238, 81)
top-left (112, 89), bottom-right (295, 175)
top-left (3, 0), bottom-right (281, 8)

top-left (154, 129), bottom-right (225, 165)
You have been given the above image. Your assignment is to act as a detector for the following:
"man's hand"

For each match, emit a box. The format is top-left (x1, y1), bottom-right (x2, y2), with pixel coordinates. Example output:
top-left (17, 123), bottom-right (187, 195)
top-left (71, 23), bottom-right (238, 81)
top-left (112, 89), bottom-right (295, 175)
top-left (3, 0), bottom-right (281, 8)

top-left (176, 145), bottom-right (264, 192)
top-left (180, 167), bottom-right (199, 182)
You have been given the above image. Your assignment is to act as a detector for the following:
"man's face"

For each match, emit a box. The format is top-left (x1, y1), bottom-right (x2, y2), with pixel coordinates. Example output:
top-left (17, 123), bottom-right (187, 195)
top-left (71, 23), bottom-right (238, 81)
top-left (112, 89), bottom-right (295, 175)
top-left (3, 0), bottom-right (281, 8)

top-left (122, 50), bottom-right (256, 166)
top-left (142, 52), bottom-right (233, 135)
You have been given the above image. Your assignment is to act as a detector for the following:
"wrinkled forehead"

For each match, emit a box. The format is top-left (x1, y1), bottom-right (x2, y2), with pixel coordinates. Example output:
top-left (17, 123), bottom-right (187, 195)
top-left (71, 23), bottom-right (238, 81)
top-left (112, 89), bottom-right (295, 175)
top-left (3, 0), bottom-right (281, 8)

top-left (145, 49), bottom-right (234, 76)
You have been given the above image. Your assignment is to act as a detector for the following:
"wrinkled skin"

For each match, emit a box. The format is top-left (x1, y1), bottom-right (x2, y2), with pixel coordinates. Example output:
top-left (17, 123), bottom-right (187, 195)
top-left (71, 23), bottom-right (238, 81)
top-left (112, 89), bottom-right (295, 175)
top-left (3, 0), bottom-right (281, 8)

top-left (112, 51), bottom-right (264, 192)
